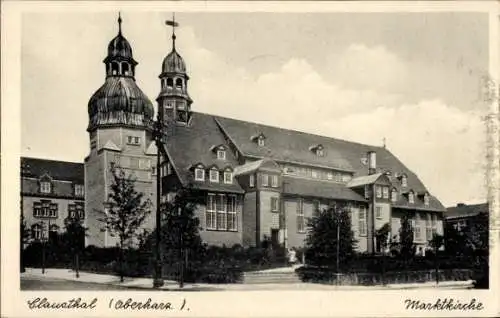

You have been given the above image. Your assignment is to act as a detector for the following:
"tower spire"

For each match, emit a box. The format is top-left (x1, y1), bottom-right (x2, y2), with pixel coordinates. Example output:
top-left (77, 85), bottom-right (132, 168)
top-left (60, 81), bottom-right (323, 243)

top-left (166, 13), bottom-right (179, 51)
top-left (118, 12), bottom-right (122, 35)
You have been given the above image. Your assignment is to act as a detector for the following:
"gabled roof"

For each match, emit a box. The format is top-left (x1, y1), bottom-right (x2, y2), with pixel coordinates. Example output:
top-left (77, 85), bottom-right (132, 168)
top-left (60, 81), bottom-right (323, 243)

top-left (161, 113), bottom-right (244, 194)
top-left (21, 157), bottom-right (84, 183)
top-left (346, 173), bottom-right (385, 188)
top-left (446, 203), bottom-right (489, 219)
top-left (283, 177), bottom-right (366, 202)
top-left (145, 141), bottom-right (157, 155)
top-left (233, 158), bottom-right (281, 176)
top-left (100, 140), bottom-right (121, 152)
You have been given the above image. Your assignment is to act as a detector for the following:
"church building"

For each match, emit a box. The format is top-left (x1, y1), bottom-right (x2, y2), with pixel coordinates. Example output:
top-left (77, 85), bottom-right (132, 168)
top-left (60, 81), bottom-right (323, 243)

top-left (23, 16), bottom-right (446, 255)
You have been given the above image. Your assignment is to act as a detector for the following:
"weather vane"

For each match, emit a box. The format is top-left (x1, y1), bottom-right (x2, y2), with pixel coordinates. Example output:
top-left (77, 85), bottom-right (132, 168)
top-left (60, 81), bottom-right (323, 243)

top-left (165, 13), bottom-right (179, 50)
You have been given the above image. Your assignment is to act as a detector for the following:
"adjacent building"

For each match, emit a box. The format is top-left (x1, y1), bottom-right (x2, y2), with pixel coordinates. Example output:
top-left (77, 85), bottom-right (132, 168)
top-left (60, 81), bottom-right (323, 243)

top-left (22, 16), bottom-right (446, 254)
top-left (445, 203), bottom-right (489, 231)
top-left (21, 157), bottom-right (85, 243)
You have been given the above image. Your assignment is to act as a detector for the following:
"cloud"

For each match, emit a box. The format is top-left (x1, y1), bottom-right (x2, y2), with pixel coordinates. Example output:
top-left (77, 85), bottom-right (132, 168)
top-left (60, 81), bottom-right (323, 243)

top-left (326, 43), bottom-right (409, 92)
top-left (21, 14), bottom-right (487, 206)
top-left (320, 100), bottom-right (487, 206)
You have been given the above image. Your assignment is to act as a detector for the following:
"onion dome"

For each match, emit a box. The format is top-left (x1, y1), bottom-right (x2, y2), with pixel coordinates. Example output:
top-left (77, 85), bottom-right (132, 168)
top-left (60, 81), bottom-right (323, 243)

top-left (162, 49), bottom-right (186, 74)
top-left (87, 77), bottom-right (154, 132)
top-left (87, 14), bottom-right (154, 132)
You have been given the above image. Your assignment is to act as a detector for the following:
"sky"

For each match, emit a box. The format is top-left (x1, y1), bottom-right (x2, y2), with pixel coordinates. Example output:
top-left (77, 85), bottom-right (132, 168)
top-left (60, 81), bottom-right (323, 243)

top-left (21, 11), bottom-right (491, 207)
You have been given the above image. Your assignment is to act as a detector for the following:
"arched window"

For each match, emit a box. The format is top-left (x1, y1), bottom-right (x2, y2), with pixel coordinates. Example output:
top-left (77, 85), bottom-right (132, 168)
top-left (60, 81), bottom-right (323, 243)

top-left (175, 78), bottom-right (183, 89)
top-left (111, 62), bottom-right (119, 75)
top-left (166, 78), bottom-right (173, 88)
top-left (122, 62), bottom-right (130, 75)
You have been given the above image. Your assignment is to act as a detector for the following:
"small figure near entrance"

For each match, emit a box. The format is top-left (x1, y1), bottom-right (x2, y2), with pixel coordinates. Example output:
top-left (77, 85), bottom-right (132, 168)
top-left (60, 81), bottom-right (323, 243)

top-left (287, 247), bottom-right (297, 266)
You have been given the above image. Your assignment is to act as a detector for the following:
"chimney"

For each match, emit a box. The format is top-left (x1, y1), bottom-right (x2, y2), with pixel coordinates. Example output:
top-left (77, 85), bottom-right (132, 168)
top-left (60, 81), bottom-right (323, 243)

top-left (367, 151), bottom-right (376, 175)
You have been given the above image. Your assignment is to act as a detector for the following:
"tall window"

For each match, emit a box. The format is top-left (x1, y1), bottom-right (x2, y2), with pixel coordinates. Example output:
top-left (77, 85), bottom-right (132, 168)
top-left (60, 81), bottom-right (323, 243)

top-left (261, 174), bottom-right (269, 187)
top-left (375, 206), bottom-right (382, 219)
top-left (33, 202), bottom-right (42, 217)
top-left (391, 188), bottom-right (398, 202)
top-left (249, 174), bottom-right (255, 187)
top-left (426, 214), bottom-right (432, 240)
top-left (271, 175), bottom-right (279, 187)
top-left (227, 196), bottom-right (237, 231)
top-left (216, 195), bottom-right (227, 230)
top-left (297, 199), bottom-right (305, 233)
top-left (431, 214), bottom-right (437, 236)
top-left (359, 206), bottom-right (367, 236)
top-left (271, 197), bottom-right (279, 212)
top-left (382, 187), bottom-right (389, 199)
top-left (224, 170), bottom-right (233, 184)
top-left (74, 184), bottom-right (84, 197)
top-left (32, 224), bottom-right (42, 240)
top-left (414, 213), bottom-right (422, 241)
top-left (209, 168), bottom-right (219, 183)
top-left (206, 194), bottom-right (238, 231)
top-left (376, 186), bottom-right (382, 198)
top-left (40, 181), bottom-right (51, 194)
top-left (206, 194), bottom-right (217, 230)
top-left (195, 167), bottom-right (205, 181)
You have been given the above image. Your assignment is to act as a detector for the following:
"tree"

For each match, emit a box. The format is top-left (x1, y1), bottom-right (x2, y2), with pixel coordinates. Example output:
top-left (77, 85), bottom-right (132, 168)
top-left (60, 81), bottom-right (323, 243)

top-left (304, 203), bottom-right (357, 270)
top-left (159, 185), bottom-right (205, 287)
top-left (443, 222), bottom-right (466, 256)
top-left (64, 211), bottom-right (87, 278)
top-left (429, 234), bottom-right (444, 284)
top-left (375, 223), bottom-right (390, 284)
top-left (399, 214), bottom-right (415, 263)
top-left (20, 214), bottom-right (31, 272)
top-left (99, 166), bottom-right (152, 282)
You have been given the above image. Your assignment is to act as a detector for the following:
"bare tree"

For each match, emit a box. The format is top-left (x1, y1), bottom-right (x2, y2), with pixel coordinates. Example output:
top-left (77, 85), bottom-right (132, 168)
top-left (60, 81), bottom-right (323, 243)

top-left (99, 166), bottom-right (152, 282)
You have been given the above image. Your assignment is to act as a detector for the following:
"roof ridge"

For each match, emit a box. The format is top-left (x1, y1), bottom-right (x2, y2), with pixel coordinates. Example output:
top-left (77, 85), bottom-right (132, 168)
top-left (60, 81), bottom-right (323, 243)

top-left (193, 111), bottom-right (385, 150)
top-left (21, 156), bottom-right (83, 165)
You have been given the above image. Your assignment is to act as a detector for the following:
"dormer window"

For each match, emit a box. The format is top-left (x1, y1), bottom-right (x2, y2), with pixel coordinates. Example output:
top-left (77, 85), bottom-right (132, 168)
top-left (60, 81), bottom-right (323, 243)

top-left (224, 169), bottom-right (233, 184)
top-left (408, 191), bottom-right (415, 204)
top-left (40, 181), bottom-right (51, 194)
top-left (217, 150), bottom-right (226, 160)
top-left (401, 174), bottom-right (408, 187)
top-left (209, 168), bottom-right (219, 183)
top-left (74, 184), bottom-right (84, 197)
top-left (258, 136), bottom-right (265, 147)
top-left (251, 133), bottom-right (266, 147)
top-left (424, 193), bottom-right (430, 206)
top-left (194, 165), bottom-right (205, 181)
top-left (309, 144), bottom-right (324, 156)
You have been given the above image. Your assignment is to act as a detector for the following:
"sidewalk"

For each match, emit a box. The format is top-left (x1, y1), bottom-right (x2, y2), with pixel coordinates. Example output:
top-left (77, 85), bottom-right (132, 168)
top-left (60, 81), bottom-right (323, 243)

top-left (21, 268), bottom-right (474, 291)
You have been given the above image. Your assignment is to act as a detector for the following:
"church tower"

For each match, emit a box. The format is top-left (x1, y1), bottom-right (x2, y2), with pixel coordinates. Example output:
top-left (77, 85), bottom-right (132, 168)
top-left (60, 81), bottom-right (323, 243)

top-left (84, 14), bottom-right (157, 247)
top-left (157, 18), bottom-right (193, 126)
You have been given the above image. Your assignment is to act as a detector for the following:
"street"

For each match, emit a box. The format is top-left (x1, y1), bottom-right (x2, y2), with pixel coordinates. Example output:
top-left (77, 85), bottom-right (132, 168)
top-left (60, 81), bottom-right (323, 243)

top-left (21, 278), bottom-right (145, 291)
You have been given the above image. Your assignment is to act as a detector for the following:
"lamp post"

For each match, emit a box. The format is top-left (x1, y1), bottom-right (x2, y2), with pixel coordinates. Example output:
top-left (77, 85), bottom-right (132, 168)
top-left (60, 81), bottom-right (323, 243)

top-left (153, 114), bottom-right (164, 288)
top-left (336, 207), bottom-right (340, 285)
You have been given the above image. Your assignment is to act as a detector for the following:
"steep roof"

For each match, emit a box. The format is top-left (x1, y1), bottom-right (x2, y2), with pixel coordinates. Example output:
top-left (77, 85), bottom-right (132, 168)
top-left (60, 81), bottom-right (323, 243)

top-left (283, 176), bottom-right (366, 202)
top-left (161, 113), bottom-right (244, 194)
top-left (162, 111), bottom-right (442, 209)
top-left (233, 158), bottom-right (281, 176)
top-left (214, 114), bottom-right (428, 192)
top-left (446, 203), bottom-right (489, 219)
top-left (21, 157), bottom-right (84, 183)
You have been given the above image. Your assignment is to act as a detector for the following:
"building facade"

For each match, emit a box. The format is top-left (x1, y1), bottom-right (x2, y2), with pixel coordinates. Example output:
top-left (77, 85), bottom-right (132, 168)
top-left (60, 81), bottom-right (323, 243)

top-left (445, 203), bottom-right (489, 232)
top-left (22, 16), bottom-right (446, 254)
top-left (21, 157), bottom-right (85, 243)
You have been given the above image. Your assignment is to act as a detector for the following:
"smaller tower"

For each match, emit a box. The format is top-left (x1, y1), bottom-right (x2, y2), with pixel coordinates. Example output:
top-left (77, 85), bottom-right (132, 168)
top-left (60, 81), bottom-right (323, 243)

top-left (157, 15), bottom-right (193, 126)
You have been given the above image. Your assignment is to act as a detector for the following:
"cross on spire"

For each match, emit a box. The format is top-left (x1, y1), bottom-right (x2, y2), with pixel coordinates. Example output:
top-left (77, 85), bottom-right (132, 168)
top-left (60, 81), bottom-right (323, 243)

top-left (166, 13), bottom-right (179, 51)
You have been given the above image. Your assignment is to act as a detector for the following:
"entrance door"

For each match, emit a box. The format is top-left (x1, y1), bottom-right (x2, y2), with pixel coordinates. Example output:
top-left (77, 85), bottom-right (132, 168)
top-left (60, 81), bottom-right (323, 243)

top-left (271, 229), bottom-right (280, 249)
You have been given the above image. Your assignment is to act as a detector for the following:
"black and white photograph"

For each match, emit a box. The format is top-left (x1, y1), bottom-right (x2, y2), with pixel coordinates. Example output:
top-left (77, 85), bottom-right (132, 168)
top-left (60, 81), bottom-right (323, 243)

top-left (2, 1), bottom-right (500, 317)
